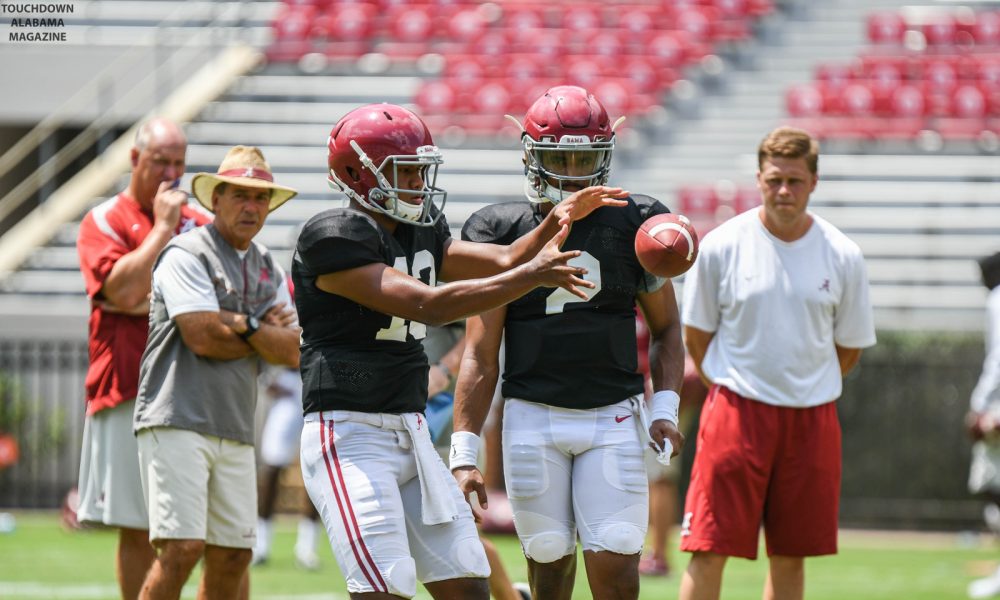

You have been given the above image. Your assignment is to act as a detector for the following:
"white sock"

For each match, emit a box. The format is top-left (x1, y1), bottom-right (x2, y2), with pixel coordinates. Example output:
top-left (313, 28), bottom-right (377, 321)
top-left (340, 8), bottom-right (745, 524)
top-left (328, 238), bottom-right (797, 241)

top-left (256, 519), bottom-right (273, 556)
top-left (295, 518), bottom-right (318, 555)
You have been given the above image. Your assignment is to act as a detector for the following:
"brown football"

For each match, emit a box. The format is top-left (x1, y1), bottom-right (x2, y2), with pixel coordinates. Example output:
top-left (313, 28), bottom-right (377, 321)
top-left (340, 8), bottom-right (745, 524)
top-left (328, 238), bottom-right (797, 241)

top-left (635, 213), bottom-right (699, 278)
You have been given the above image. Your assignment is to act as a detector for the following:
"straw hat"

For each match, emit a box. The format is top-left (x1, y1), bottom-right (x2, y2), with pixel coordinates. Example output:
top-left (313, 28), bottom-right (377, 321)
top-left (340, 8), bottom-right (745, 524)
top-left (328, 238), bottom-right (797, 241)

top-left (191, 146), bottom-right (297, 213)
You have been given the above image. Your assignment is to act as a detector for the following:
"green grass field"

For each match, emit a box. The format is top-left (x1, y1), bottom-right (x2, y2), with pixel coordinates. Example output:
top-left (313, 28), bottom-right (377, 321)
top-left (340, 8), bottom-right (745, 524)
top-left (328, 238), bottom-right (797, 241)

top-left (0, 511), bottom-right (996, 599)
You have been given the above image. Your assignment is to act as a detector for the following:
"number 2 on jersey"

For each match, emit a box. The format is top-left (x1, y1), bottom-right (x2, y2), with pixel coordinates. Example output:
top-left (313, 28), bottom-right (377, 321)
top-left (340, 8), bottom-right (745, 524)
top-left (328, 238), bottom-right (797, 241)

top-left (376, 249), bottom-right (435, 341)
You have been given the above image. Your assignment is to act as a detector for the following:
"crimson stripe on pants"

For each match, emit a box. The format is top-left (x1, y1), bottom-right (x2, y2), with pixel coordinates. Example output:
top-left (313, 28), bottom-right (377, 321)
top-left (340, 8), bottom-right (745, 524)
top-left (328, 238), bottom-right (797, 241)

top-left (319, 414), bottom-right (387, 592)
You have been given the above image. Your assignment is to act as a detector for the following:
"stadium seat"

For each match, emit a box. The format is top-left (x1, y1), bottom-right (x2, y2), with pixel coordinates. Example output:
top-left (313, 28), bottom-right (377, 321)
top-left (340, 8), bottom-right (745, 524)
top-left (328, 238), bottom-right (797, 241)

top-left (561, 5), bottom-right (600, 32)
top-left (867, 11), bottom-right (906, 45)
top-left (674, 6), bottom-right (715, 43)
top-left (468, 30), bottom-right (510, 56)
top-left (374, 5), bottom-right (437, 57)
top-left (923, 15), bottom-right (958, 47)
top-left (621, 56), bottom-right (673, 95)
top-left (447, 8), bottom-right (488, 44)
top-left (593, 80), bottom-right (632, 116)
top-left (502, 5), bottom-right (547, 32)
top-left (311, 4), bottom-right (374, 57)
top-left (513, 28), bottom-right (567, 57)
top-left (815, 61), bottom-right (858, 90)
top-left (785, 83), bottom-right (824, 117)
top-left (443, 55), bottom-right (490, 91)
top-left (501, 54), bottom-right (548, 84)
top-left (677, 185), bottom-right (719, 217)
top-left (414, 80), bottom-right (458, 115)
top-left (971, 10), bottom-right (1000, 47)
top-left (617, 6), bottom-right (661, 36)
top-left (645, 30), bottom-right (696, 69)
top-left (566, 56), bottom-right (613, 88)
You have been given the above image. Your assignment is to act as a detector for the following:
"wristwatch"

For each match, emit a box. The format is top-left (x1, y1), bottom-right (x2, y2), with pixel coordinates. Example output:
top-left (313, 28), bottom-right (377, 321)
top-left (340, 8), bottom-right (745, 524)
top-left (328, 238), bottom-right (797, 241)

top-left (239, 314), bottom-right (260, 341)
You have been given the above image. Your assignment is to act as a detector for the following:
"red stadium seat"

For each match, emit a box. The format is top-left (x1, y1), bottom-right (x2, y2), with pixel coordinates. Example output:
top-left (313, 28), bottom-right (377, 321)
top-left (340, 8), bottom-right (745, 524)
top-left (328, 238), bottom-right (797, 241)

top-left (645, 30), bottom-right (694, 69)
top-left (890, 84), bottom-right (927, 118)
top-left (677, 185), bottom-right (719, 217)
top-left (501, 54), bottom-right (547, 84)
top-left (621, 56), bottom-right (672, 95)
top-left (952, 84), bottom-right (988, 118)
top-left (674, 7), bottom-right (715, 43)
top-left (867, 11), bottom-right (906, 45)
top-left (566, 56), bottom-right (613, 88)
top-left (388, 6), bottom-right (434, 43)
top-left (618, 6), bottom-right (661, 36)
top-left (785, 84), bottom-right (824, 117)
top-left (588, 30), bottom-right (628, 58)
top-left (443, 55), bottom-right (490, 91)
top-left (470, 81), bottom-right (512, 115)
top-left (514, 28), bottom-right (567, 57)
top-left (923, 15), bottom-right (958, 46)
top-left (971, 11), bottom-right (1000, 46)
top-left (923, 59), bottom-right (959, 93)
top-left (311, 4), bottom-right (376, 56)
top-left (562, 6), bottom-right (601, 32)
top-left (447, 8), bottom-right (488, 44)
top-left (414, 80), bottom-right (458, 115)
top-left (815, 61), bottom-right (857, 89)
top-left (468, 30), bottom-right (510, 56)
top-left (593, 80), bottom-right (632, 116)
top-left (271, 5), bottom-right (316, 41)
top-left (503, 6), bottom-right (547, 32)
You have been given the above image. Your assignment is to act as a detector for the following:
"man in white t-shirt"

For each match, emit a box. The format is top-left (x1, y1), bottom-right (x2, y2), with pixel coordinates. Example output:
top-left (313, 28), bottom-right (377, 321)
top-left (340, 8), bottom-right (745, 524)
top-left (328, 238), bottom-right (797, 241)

top-left (678, 127), bottom-right (876, 600)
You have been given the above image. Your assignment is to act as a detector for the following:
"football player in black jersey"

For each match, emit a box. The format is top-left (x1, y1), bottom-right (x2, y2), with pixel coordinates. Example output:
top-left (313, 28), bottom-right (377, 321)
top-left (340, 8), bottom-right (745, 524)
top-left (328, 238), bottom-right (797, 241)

top-left (293, 103), bottom-right (629, 600)
top-left (450, 86), bottom-right (687, 600)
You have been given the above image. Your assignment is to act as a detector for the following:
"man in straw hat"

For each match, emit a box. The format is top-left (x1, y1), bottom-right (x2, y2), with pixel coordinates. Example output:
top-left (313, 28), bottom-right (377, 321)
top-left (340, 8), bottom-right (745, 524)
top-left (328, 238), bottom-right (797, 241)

top-left (133, 145), bottom-right (301, 600)
top-left (294, 103), bottom-right (628, 599)
top-left (76, 117), bottom-right (209, 600)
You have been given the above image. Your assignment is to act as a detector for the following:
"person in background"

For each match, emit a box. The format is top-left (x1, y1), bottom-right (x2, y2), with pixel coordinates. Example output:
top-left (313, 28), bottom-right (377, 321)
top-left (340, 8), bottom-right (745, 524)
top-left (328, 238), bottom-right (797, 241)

top-left (966, 252), bottom-right (1000, 599)
top-left (680, 127), bottom-right (875, 600)
top-left (635, 313), bottom-right (707, 578)
top-left (252, 365), bottom-right (322, 571)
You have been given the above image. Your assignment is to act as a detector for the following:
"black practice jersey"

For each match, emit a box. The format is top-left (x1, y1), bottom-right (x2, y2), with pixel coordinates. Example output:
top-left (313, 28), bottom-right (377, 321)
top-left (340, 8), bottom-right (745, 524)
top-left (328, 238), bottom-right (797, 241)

top-left (461, 195), bottom-right (669, 409)
top-left (293, 207), bottom-right (451, 415)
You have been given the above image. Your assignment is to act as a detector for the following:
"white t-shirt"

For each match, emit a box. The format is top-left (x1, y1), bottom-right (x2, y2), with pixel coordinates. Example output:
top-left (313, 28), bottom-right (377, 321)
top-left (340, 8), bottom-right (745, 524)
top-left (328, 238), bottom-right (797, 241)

top-left (153, 248), bottom-right (294, 320)
top-left (682, 209), bottom-right (876, 408)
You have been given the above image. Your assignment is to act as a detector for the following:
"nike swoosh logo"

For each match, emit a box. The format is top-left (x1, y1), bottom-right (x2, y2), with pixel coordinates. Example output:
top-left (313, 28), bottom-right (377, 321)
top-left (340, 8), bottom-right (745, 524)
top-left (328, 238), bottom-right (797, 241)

top-left (615, 415), bottom-right (632, 423)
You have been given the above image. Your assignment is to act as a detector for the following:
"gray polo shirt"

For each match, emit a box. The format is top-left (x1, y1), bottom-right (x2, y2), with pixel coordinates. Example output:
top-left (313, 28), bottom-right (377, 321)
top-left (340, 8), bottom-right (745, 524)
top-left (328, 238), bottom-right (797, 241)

top-left (134, 224), bottom-right (280, 445)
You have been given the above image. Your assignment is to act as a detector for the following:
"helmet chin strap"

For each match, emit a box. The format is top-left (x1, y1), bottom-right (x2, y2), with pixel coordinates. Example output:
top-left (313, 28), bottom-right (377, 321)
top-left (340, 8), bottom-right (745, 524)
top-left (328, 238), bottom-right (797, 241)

top-left (385, 195), bottom-right (425, 222)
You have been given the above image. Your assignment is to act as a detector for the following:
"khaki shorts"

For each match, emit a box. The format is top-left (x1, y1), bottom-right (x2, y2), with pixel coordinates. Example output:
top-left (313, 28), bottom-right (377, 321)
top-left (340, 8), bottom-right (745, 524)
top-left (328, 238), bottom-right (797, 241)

top-left (77, 400), bottom-right (148, 529)
top-left (137, 427), bottom-right (257, 548)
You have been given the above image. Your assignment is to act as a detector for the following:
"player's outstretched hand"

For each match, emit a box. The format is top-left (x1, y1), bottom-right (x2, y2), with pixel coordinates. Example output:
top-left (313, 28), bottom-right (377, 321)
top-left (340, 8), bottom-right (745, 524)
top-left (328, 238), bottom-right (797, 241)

top-left (452, 466), bottom-right (488, 518)
top-left (649, 419), bottom-right (684, 459)
top-left (528, 224), bottom-right (594, 299)
top-left (553, 185), bottom-right (629, 226)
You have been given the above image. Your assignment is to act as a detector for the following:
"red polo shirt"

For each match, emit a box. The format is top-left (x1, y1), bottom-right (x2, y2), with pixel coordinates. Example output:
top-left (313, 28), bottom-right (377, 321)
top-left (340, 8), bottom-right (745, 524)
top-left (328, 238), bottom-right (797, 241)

top-left (77, 192), bottom-right (211, 415)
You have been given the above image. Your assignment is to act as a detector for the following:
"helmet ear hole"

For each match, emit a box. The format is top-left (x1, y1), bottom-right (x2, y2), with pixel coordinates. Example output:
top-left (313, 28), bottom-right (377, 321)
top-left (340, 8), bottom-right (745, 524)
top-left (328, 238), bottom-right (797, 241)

top-left (345, 165), bottom-right (361, 183)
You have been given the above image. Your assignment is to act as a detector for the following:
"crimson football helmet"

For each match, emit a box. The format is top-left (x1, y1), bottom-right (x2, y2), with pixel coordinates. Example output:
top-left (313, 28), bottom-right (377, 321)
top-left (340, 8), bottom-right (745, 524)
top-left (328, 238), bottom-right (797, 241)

top-left (519, 85), bottom-right (617, 204)
top-left (327, 103), bottom-right (446, 226)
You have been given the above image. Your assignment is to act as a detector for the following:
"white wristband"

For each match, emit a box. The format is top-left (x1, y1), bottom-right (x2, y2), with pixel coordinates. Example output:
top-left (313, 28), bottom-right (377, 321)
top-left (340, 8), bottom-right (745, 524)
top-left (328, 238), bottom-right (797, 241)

top-left (449, 431), bottom-right (480, 470)
top-left (650, 390), bottom-right (680, 426)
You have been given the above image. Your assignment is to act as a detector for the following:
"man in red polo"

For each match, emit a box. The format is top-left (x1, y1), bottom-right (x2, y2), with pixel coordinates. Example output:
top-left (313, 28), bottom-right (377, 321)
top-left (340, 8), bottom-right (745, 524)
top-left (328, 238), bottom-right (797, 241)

top-left (76, 117), bottom-right (209, 600)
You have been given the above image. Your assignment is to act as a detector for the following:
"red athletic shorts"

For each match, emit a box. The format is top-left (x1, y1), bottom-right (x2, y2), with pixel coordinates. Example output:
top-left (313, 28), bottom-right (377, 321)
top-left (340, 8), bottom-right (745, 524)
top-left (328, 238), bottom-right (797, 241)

top-left (679, 385), bottom-right (841, 559)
